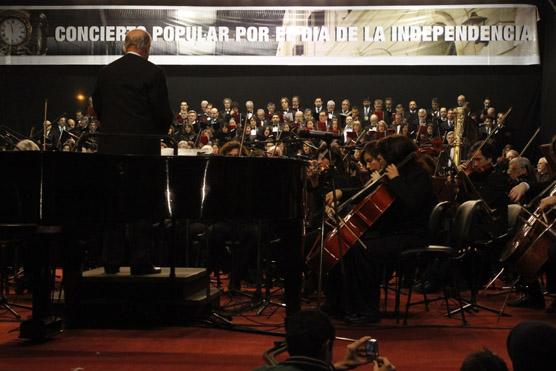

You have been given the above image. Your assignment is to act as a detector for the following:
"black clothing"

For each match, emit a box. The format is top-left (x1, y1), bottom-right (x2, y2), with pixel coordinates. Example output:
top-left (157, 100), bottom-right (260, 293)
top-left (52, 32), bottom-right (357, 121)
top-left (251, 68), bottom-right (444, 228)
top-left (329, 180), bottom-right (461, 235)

top-left (439, 120), bottom-right (455, 136)
top-left (92, 53), bottom-right (173, 155)
top-left (255, 356), bottom-right (334, 371)
top-left (209, 222), bottom-right (258, 289)
top-left (92, 52), bottom-right (173, 271)
top-left (325, 160), bottom-right (434, 316)
top-left (46, 124), bottom-right (62, 150)
top-left (491, 124), bottom-right (512, 158)
top-left (507, 321), bottom-right (556, 371)
top-left (405, 110), bottom-right (418, 129)
top-left (312, 107), bottom-right (324, 120)
top-left (459, 165), bottom-right (510, 238)
top-left (463, 116), bottom-right (480, 155)
top-left (207, 117), bottom-right (224, 132)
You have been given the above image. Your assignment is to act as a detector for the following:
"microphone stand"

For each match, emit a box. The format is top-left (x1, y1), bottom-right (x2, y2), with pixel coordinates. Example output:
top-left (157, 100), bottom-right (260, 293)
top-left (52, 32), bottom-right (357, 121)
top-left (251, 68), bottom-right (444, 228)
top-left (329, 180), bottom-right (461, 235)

top-left (239, 122), bottom-right (247, 156)
top-left (43, 99), bottom-right (48, 151)
top-left (314, 138), bottom-right (350, 310)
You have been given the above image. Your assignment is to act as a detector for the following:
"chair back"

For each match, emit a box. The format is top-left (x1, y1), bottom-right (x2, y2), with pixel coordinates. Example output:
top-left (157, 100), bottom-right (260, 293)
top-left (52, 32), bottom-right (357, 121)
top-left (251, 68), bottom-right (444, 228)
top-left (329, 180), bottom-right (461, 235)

top-left (428, 201), bottom-right (458, 245)
top-left (452, 200), bottom-right (486, 250)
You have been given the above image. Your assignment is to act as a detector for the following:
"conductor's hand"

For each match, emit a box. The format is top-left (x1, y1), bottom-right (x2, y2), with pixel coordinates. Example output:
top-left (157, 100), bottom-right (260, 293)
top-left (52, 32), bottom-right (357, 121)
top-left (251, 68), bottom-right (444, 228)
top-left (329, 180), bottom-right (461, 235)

top-left (325, 189), bottom-right (343, 205)
top-left (384, 164), bottom-right (399, 180)
top-left (333, 336), bottom-right (372, 371)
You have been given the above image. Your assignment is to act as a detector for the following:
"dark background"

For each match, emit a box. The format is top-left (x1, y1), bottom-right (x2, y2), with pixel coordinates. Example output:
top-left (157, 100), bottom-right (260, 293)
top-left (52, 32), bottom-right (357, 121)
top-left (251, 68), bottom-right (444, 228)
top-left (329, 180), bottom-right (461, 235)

top-left (1, 0), bottom-right (554, 156)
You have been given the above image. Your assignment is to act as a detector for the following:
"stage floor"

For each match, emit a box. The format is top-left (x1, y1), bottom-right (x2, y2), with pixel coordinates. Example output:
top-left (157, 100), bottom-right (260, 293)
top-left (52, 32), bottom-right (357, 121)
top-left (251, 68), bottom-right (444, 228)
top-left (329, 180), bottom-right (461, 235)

top-left (1, 275), bottom-right (556, 371)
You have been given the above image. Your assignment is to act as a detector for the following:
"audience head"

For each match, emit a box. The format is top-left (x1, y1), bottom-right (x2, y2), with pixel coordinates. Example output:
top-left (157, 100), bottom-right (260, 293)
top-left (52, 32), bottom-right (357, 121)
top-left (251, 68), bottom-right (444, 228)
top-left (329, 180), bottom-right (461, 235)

top-left (285, 310), bottom-right (335, 362)
top-left (460, 349), bottom-right (507, 371)
top-left (507, 321), bottom-right (556, 371)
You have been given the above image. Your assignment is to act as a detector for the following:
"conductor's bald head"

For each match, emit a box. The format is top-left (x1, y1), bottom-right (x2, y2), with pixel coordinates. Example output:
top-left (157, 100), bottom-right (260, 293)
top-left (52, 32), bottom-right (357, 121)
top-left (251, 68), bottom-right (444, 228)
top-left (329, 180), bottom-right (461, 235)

top-left (124, 29), bottom-right (152, 59)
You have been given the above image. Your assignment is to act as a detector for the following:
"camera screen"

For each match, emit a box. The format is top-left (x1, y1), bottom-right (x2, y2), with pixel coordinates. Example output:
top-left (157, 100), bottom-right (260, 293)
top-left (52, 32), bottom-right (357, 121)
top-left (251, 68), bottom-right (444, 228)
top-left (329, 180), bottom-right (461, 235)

top-left (365, 339), bottom-right (379, 360)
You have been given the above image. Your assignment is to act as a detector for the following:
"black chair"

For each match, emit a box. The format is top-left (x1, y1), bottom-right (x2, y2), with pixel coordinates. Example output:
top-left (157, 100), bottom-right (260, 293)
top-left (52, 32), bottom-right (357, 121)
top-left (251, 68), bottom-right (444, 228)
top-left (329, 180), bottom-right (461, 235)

top-left (432, 200), bottom-right (509, 319)
top-left (483, 203), bottom-right (524, 290)
top-left (384, 201), bottom-right (461, 324)
top-left (399, 200), bottom-right (484, 325)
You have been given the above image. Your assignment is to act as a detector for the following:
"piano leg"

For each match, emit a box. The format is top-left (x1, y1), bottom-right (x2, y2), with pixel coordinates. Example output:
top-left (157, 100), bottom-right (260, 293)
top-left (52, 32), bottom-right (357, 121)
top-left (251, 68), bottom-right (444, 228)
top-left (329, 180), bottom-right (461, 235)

top-left (20, 226), bottom-right (62, 341)
top-left (61, 228), bottom-right (84, 328)
top-left (277, 220), bottom-right (304, 316)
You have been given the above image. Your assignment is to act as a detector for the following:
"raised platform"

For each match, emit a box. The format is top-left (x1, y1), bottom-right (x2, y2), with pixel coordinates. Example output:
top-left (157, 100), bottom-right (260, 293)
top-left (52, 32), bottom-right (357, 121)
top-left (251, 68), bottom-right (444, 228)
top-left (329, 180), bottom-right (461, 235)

top-left (62, 267), bottom-right (221, 327)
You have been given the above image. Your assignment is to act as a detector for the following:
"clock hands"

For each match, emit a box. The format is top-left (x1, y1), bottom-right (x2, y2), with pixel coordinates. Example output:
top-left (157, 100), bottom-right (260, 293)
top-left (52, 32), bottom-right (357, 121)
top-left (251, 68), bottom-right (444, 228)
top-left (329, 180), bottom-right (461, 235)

top-left (10, 21), bottom-right (15, 42)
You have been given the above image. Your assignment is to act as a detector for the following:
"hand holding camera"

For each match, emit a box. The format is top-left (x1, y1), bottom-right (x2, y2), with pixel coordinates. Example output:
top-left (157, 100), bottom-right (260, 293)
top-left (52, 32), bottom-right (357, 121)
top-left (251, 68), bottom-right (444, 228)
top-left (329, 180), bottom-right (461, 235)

top-left (333, 336), bottom-right (394, 371)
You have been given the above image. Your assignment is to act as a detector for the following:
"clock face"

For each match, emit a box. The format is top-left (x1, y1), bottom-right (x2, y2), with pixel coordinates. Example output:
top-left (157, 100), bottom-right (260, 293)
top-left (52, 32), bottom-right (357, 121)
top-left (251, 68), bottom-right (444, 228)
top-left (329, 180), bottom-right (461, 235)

top-left (0, 17), bottom-right (28, 46)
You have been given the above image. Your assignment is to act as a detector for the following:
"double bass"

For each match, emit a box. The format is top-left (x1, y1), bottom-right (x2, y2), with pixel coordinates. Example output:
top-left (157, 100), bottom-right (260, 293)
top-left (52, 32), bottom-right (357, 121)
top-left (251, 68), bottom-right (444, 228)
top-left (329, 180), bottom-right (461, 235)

top-left (306, 152), bottom-right (415, 273)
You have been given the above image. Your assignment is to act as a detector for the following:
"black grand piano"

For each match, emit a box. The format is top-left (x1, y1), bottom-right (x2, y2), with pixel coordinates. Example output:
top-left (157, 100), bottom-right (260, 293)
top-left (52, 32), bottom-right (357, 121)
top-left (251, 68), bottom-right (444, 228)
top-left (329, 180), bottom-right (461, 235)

top-left (0, 151), bottom-right (306, 338)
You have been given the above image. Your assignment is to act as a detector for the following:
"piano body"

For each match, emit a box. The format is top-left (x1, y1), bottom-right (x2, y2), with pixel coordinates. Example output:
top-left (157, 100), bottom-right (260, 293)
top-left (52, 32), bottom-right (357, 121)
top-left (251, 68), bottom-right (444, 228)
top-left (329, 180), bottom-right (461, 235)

top-left (0, 151), bottom-right (306, 338)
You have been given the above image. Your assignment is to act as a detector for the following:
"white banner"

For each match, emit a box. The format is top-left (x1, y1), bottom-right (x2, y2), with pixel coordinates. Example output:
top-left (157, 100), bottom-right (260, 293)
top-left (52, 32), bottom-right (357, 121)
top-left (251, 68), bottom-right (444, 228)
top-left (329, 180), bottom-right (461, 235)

top-left (0, 5), bottom-right (540, 65)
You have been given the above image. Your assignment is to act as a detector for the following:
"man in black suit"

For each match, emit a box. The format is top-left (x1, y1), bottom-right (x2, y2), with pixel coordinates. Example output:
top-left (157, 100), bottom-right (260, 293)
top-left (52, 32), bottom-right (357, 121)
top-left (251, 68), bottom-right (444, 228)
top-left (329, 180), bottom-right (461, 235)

top-left (312, 97), bottom-right (324, 120)
top-left (92, 29), bottom-right (173, 275)
top-left (92, 29), bottom-right (173, 155)
top-left (405, 100), bottom-right (419, 128)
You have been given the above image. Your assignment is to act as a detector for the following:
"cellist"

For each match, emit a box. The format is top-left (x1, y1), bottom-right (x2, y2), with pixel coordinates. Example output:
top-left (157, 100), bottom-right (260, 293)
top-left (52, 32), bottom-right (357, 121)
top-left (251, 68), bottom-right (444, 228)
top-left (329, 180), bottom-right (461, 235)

top-left (456, 141), bottom-right (511, 239)
top-left (322, 135), bottom-right (435, 324)
top-left (508, 136), bottom-right (556, 313)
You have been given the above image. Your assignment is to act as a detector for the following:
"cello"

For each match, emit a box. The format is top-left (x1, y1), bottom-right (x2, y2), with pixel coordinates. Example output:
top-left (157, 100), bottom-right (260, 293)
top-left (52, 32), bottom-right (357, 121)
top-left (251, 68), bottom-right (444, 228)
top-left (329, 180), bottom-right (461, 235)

top-left (500, 181), bottom-right (556, 280)
top-left (306, 151), bottom-right (415, 273)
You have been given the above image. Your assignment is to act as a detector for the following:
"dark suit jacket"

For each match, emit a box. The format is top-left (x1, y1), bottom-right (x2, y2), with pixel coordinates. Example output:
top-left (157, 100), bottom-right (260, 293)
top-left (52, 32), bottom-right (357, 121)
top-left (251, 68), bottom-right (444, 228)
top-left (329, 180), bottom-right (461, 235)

top-left (312, 107), bottom-right (324, 120)
top-left (46, 124), bottom-right (62, 150)
top-left (92, 53), bottom-right (173, 154)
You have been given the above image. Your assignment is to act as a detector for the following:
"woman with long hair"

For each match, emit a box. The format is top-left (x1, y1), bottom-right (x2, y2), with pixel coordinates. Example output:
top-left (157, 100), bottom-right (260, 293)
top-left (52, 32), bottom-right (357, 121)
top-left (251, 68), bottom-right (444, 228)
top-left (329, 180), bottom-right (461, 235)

top-left (323, 135), bottom-right (435, 324)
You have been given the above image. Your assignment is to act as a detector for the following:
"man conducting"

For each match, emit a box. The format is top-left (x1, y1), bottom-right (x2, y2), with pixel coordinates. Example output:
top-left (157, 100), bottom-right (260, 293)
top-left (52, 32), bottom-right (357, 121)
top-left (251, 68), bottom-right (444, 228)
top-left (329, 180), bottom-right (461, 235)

top-left (92, 29), bottom-right (173, 275)
top-left (92, 28), bottom-right (173, 155)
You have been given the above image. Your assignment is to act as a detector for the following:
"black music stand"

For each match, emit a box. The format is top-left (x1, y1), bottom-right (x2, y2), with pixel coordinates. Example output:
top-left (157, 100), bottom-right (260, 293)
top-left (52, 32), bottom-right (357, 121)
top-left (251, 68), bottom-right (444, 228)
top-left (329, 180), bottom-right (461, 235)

top-left (0, 267), bottom-right (28, 320)
top-left (305, 133), bottom-right (351, 311)
top-left (0, 225), bottom-right (34, 320)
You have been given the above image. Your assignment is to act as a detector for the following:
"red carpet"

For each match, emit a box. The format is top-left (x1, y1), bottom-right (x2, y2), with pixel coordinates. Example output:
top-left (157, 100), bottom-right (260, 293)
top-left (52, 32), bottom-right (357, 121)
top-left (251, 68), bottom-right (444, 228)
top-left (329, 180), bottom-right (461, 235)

top-left (1, 282), bottom-right (556, 370)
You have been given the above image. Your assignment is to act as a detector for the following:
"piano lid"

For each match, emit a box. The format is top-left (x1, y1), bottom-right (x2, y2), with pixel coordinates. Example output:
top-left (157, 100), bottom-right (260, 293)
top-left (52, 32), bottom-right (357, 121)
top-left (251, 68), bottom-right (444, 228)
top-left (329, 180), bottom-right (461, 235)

top-left (0, 152), bottom-right (306, 224)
